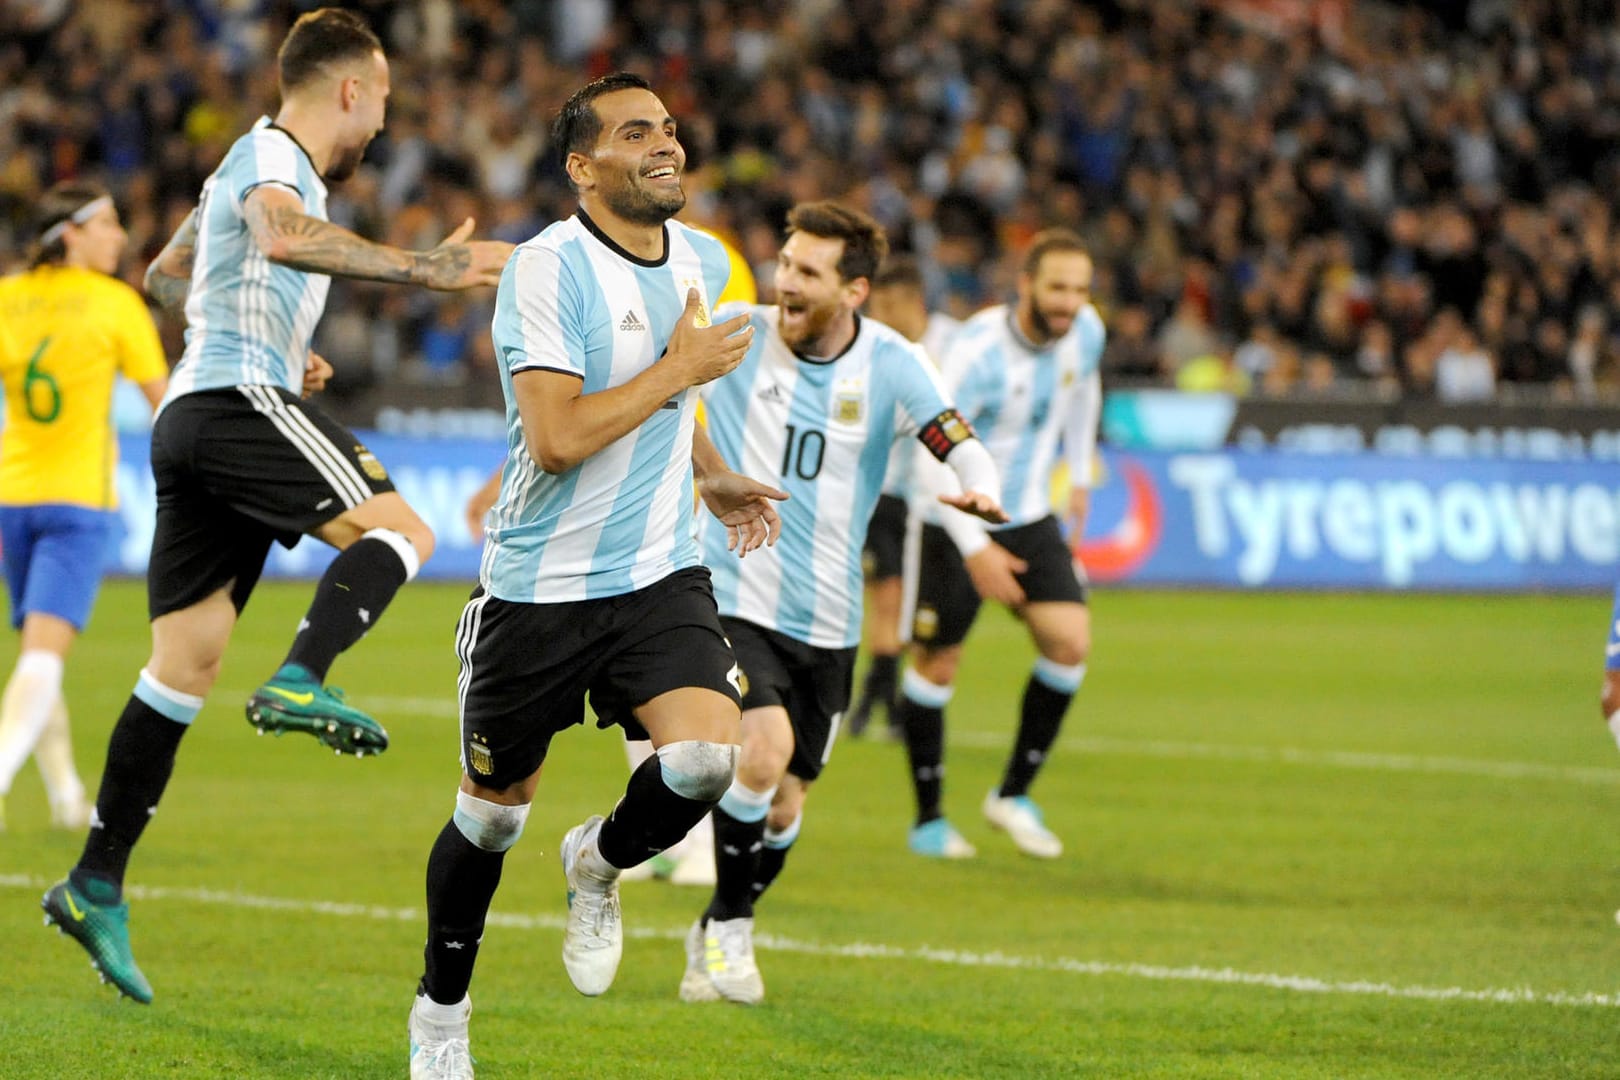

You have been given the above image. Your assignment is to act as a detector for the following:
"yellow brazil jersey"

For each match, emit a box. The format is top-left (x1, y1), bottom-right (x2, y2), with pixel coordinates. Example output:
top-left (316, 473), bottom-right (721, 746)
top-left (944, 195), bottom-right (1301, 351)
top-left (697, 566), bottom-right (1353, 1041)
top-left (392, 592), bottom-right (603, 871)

top-left (0, 265), bottom-right (167, 509)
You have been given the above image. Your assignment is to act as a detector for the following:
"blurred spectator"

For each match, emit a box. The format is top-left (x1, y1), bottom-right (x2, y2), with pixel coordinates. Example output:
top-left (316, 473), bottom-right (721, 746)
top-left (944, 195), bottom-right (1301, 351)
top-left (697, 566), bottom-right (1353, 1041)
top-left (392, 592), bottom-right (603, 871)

top-left (5, 0), bottom-right (1620, 408)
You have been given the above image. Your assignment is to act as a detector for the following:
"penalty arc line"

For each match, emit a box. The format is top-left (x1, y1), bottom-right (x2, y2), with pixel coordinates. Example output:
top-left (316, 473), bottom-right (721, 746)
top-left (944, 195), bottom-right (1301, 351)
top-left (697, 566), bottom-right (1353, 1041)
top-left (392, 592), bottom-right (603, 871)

top-left (4, 874), bottom-right (1614, 1009)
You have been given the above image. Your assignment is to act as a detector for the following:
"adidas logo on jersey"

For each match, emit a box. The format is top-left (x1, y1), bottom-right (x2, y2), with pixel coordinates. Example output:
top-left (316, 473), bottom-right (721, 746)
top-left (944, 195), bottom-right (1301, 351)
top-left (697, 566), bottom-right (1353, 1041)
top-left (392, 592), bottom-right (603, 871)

top-left (620, 310), bottom-right (646, 331)
top-left (758, 383), bottom-right (787, 404)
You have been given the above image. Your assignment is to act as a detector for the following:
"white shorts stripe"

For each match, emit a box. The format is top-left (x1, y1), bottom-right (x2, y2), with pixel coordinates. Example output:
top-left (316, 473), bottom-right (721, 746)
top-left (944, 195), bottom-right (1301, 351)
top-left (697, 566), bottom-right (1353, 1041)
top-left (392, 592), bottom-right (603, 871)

top-left (453, 590), bottom-right (491, 774)
top-left (237, 386), bottom-right (370, 507)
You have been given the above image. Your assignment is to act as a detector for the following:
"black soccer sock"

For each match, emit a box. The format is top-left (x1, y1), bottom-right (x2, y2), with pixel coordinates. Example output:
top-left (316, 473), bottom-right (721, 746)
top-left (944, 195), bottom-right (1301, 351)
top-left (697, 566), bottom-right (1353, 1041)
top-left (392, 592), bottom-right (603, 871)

top-left (420, 819), bottom-right (505, 1006)
top-left (998, 663), bottom-right (1083, 798)
top-left (853, 653), bottom-right (899, 722)
top-left (281, 535), bottom-right (414, 684)
top-left (704, 787), bottom-right (770, 922)
top-left (896, 672), bottom-right (951, 825)
top-left (751, 815), bottom-right (801, 904)
top-left (72, 692), bottom-right (191, 899)
top-left (597, 755), bottom-right (720, 871)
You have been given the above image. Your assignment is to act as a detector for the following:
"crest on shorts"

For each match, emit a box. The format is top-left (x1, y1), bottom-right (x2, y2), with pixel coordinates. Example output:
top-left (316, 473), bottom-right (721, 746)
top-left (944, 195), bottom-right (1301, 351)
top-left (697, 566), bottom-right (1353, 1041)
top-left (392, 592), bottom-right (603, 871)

top-left (467, 735), bottom-right (494, 777)
top-left (355, 446), bottom-right (388, 482)
top-left (679, 277), bottom-right (711, 328)
top-left (913, 606), bottom-right (939, 642)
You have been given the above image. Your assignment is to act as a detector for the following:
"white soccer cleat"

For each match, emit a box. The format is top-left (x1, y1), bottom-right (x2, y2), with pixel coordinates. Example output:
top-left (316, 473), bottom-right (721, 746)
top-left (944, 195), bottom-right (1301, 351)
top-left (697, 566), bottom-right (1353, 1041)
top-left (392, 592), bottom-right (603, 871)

top-left (616, 859), bottom-right (657, 882)
top-left (409, 993), bottom-right (474, 1080)
top-left (560, 815), bottom-right (623, 996)
top-left (982, 790), bottom-right (1063, 858)
top-left (49, 793), bottom-right (93, 830)
top-left (703, 916), bottom-right (765, 1005)
top-left (678, 919), bottom-right (722, 1002)
top-left (668, 846), bottom-right (716, 887)
top-left (907, 818), bottom-right (977, 859)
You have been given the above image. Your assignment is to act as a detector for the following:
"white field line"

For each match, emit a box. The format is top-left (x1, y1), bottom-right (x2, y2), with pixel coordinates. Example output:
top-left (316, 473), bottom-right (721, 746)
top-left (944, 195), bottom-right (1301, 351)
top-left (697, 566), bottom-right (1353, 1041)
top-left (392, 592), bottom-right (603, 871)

top-left (5, 873), bottom-right (1613, 1009)
top-left (223, 690), bottom-right (1620, 787)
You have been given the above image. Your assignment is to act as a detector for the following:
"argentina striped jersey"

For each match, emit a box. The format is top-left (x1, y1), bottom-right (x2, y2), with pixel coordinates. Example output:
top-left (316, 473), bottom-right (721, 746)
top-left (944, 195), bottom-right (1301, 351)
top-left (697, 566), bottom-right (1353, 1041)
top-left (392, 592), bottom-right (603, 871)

top-left (701, 307), bottom-right (955, 648)
top-left (481, 214), bottom-right (730, 603)
top-left (165, 118), bottom-right (330, 404)
top-left (880, 310), bottom-right (961, 499)
top-left (926, 303), bottom-right (1105, 529)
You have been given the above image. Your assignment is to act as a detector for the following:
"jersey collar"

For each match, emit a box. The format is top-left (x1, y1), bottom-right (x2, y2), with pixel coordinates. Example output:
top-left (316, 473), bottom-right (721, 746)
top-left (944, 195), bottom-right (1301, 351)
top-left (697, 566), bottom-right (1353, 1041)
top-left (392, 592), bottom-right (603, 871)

top-left (577, 210), bottom-right (669, 268)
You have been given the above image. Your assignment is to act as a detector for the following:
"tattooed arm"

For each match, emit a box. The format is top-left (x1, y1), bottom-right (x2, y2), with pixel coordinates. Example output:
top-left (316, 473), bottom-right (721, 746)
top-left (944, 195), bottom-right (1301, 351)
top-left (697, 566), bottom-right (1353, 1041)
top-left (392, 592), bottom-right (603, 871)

top-left (144, 208), bottom-right (198, 318)
top-left (243, 185), bottom-right (510, 291)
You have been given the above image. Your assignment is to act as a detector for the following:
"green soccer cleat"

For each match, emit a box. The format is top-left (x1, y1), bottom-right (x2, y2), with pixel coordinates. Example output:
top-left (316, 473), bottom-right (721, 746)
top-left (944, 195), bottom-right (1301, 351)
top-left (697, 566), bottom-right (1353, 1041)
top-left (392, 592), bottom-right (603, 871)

top-left (41, 879), bottom-right (153, 1004)
top-left (245, 671), bottom-right (389, 756)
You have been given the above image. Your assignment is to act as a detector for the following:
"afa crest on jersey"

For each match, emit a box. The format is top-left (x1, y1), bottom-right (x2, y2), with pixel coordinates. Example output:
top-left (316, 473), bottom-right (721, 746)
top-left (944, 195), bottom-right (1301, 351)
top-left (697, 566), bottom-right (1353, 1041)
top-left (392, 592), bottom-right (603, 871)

top-left (833, 378), bottom-right (865, 424)
top-left (679, 276), bottom-right (711, 327)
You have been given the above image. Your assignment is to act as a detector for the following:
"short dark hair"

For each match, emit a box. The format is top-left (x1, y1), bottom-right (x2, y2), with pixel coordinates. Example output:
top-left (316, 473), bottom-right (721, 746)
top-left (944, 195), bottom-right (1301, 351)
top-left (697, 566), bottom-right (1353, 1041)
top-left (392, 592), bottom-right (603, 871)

top-left (872, 255), bottom-right (924, 292)
top-left (278, 8), bottom-right (383, 93)
top-left (31, 181), bottom-right (111, 267)
top-left (553, 72), bottom-right (654, 185)
top-left (1023, 228), bottom-right (1088, 277)
top-left (785, 201), bottom-right (889, 284)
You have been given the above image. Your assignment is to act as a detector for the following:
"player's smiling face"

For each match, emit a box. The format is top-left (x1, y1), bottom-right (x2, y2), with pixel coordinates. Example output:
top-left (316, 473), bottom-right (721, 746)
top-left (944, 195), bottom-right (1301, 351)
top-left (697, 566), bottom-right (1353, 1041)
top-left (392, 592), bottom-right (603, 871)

top-left (775, 231), bottom-right (861, 352)
top-left (1019, 250), bottom-right (1092, 343)
top-left (588, 88), bottom-right (687, 226)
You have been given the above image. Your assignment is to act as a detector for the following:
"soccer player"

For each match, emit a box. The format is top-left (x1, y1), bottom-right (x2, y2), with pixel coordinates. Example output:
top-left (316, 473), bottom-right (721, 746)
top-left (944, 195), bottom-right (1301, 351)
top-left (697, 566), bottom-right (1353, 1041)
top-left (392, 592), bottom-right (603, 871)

top-left (0, 182), bottom-right (167, 832)
top-left (406, 73), bottom-right (784, 1077)
top-left (847, 256), bottom-right (960, 739)
top-left (680, 203), bottom-right (1004, 1006)
top-left (40, 7), bottom-right (511, 1005)
top-left (896, 229), bottom-right (1104, 860)
top-left (459, 225), bottom-right (760, 891)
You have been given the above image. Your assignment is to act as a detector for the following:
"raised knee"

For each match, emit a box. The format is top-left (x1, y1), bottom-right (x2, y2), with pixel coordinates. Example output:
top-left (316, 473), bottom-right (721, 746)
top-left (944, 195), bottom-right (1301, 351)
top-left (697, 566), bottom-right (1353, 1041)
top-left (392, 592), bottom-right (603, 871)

top-left (656, 740), bottom-right (739, 802)
top-left (453, 790), bottom-right (530, 852)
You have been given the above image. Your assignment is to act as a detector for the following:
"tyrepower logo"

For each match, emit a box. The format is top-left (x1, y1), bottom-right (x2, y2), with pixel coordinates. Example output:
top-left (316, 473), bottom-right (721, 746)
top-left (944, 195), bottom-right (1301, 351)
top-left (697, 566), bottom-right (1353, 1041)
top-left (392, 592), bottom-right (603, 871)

top-left (1168, 455), bottom-right (1620, 586)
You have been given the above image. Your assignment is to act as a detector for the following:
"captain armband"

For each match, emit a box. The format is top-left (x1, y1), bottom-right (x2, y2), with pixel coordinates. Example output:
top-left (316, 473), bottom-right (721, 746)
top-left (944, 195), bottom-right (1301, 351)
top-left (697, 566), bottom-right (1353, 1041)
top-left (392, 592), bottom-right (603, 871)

top-left (918, 408), bottom-right (977, 462)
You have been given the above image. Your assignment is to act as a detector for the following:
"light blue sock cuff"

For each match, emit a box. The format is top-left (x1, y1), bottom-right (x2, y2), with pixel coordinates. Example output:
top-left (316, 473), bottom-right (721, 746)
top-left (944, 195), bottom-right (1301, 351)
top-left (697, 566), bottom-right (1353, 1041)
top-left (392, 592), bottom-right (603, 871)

top-left (901, 668), bottom-right (954, 709)
top-left (717, 779), bottom-right (775, 823)
top-left (763, 813), bottom-right (802, 850)
top-left (1032, 658), bottom-right (1085, 694)
top-left (134, 669), bottom-right (203, 725)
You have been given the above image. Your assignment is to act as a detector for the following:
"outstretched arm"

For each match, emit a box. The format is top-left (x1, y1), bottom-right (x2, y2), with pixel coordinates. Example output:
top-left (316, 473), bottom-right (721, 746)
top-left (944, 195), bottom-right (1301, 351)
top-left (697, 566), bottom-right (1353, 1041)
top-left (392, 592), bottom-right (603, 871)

top-left (243, 185), bottom-right (510, 290)
top-left (144, 208), bottom-right (198, 317)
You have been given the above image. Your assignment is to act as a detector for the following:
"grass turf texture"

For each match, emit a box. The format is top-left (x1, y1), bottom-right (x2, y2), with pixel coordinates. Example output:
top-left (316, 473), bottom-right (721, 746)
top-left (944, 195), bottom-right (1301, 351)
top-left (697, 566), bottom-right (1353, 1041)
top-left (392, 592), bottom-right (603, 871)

top-left (3, 582), bottom-right (1618, 1078)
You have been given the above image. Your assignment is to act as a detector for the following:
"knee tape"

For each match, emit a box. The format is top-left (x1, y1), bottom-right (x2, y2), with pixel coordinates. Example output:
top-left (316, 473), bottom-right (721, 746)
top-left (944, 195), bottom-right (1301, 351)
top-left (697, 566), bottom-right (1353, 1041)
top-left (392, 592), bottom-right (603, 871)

top-left (655, 740), bottom-right (738, 802)
top-left (452, 790), bottom-right (529, 852)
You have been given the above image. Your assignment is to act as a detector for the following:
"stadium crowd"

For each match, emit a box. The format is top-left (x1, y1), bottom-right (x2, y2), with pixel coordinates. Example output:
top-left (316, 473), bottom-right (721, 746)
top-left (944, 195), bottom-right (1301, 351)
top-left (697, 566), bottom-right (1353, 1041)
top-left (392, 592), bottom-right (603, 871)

top-left (3, 0), bottom-right (1620, 404)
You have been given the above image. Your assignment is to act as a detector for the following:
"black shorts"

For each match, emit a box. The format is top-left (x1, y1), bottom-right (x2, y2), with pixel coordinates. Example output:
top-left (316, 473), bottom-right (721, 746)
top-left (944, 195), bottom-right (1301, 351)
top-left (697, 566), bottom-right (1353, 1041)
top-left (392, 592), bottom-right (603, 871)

top-left (146, 386), bottom-right (395, 618)
top-left (721, 616), bottom-right (856, 782)
top-left (861, 493), bottom-right (908, 581)
top-left (456, 567), bottom-right (741, 789)
top-left (908, 515), bottom-right (1088, 649)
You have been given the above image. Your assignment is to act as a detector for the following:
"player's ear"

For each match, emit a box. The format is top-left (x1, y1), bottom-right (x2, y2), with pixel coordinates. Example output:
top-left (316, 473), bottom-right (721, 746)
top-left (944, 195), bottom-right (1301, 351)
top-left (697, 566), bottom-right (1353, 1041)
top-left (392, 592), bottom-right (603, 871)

top-left (565, 151), bottom-right (593, 191)
top-left (846, 276), bottom-right (871, 309)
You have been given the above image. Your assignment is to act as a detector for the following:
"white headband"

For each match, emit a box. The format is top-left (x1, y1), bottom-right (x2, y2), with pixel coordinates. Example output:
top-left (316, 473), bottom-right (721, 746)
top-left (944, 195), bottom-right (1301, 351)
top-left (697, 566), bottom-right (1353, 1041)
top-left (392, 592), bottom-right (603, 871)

top-left (39, 195), bottom-right (114, 247)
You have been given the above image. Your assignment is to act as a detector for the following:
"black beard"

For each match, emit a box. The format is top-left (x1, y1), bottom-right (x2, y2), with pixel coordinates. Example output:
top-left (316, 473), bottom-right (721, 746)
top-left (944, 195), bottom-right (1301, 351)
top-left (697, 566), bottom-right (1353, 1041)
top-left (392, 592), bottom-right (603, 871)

top-left (602, 176), bottom-right (685, 225)
top-left (1028, 302), bottom-right (1055, 342)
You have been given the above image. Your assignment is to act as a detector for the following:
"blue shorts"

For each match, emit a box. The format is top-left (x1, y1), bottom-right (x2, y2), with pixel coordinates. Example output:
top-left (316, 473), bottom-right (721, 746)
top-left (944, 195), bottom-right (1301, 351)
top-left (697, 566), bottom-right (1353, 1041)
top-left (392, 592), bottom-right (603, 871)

top-left (1607, 584), bottom-right (1620, 672)
top-left (0, 504), bottom-right (118, 631)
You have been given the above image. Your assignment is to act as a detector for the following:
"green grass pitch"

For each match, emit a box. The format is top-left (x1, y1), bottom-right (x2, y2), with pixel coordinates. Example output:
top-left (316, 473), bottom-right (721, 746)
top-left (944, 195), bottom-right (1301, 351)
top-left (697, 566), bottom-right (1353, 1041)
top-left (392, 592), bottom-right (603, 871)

top-left (3, 581), bottom-right (1619, 1078)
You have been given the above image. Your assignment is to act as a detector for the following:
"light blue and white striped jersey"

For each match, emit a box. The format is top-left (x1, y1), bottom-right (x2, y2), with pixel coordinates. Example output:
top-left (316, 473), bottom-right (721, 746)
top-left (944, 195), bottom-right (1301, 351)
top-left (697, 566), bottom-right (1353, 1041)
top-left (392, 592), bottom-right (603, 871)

top-left (701, 305), bottom-right (955, 648)
top-left (165, 117), bottom-right (330, 405)
top-left (927, 303), bottom-right (1105, 529)
top-left (481, 214), bottom-right (731, 604)
top-left (880, 311), bottom-right (960, 499)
